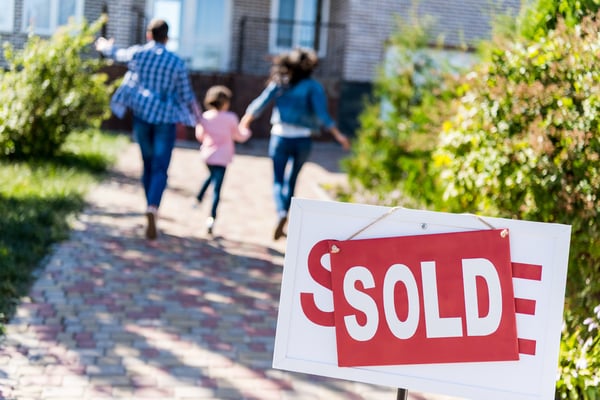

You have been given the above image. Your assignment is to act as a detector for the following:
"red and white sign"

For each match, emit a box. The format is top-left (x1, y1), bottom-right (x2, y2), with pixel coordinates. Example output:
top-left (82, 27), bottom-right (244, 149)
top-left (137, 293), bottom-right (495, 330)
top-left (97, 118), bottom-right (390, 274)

top-left (327, 230), bottom-right (518, 366)
top-left (273, 199), bottom-right (571, 400)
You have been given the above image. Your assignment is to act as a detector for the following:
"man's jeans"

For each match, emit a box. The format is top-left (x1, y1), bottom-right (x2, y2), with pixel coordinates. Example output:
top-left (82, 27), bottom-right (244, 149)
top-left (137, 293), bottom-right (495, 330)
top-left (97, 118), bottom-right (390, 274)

top-left (268, 135), bottom-right (312, 216)
top-left (133, 117), bottom-right (176, 208)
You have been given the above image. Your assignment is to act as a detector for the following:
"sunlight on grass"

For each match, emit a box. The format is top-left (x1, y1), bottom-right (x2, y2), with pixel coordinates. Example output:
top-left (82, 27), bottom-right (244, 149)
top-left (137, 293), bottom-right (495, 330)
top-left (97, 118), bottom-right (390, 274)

top-left (0, 129), bottom-right (129, 330)
top-left (0, 163), bottom-right (95, 198)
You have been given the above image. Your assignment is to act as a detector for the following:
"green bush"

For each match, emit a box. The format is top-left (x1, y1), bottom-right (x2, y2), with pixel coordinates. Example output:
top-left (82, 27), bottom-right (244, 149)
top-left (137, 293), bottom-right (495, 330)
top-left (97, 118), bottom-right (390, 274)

top-left (342, 14), bottom-right (462, 208)
top-left (517, 0), bottom-right (600, 41)
top-left (557, 306), bottom-right (600, 399)
top-left (0, 17), bottom-right (111, 158)
top-left (432, 14), bottom-right (600, 398)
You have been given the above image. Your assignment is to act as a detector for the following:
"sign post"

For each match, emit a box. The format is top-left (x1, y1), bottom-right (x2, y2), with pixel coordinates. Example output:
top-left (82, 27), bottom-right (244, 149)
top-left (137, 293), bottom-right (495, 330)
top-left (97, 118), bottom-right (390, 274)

top-left (273, 199), bottom-right (571, 400)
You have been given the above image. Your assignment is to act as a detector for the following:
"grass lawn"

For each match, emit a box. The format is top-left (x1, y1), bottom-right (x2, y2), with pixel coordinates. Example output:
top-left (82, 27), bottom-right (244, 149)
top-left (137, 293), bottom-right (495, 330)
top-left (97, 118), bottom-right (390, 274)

top-left (0, 129), bottom-right (129, 332)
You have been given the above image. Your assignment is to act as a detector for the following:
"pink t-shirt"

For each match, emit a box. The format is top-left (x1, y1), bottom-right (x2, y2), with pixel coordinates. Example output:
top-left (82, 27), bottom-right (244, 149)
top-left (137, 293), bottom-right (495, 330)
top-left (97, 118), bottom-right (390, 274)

top-left (196, 110), bottom-right (251, 166)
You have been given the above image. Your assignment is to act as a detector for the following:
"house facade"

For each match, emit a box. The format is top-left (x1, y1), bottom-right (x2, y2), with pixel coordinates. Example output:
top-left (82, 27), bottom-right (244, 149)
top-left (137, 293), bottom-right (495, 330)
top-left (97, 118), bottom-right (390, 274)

top-left (0, 0), bottom-right (521, 137)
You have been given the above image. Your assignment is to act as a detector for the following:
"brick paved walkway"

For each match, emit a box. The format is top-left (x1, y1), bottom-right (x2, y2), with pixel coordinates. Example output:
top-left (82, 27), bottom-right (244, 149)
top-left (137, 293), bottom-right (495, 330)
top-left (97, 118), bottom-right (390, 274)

top-left (0, 138), bottom-right (460, 400)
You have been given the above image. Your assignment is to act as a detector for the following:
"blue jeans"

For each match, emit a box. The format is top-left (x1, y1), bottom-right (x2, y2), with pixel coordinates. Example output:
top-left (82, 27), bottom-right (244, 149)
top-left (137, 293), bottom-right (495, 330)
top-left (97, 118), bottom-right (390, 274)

top-left (197, 164), bottom-right (226, 219)
top-left (133, 117), bottom-right (176, 208)
top-left (269, 135), bottom-right (312, 216)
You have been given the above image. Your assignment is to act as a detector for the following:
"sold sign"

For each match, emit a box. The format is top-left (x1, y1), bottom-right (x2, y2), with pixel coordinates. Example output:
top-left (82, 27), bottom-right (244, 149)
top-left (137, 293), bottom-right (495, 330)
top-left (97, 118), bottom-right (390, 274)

top-left (301, 229), bottom-right (519, 367)
top-left (275, 199), bottom-right (570, 400)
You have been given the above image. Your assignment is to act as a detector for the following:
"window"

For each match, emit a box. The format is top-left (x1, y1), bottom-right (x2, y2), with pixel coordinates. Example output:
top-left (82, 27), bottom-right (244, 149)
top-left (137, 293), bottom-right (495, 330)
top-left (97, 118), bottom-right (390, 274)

top-left (149, 0), bottom-right (231, 71)
top-left (269, 0), bottom-right (330, 56)
top-left (22, 0), bottom-right (84, 35)
top-left (0, 0), bottom-right (15, 32)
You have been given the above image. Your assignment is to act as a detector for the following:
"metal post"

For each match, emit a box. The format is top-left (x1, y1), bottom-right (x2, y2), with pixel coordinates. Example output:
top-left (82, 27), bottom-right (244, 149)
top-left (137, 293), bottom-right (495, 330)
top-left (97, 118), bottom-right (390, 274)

top-left (397, 388), bottom-right (408, 400)
top-left (236, 16), bottom-right (247, 74)
top-left (101, 3), bottom-right (108, 37)
top-left (313, 0), bottom-right (323, 51)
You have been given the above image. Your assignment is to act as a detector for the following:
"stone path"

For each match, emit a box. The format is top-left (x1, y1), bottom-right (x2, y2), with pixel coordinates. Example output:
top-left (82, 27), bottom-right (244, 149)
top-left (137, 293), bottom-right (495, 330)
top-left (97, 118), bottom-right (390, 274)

top-left (0, 138), bottom-right (461, 400)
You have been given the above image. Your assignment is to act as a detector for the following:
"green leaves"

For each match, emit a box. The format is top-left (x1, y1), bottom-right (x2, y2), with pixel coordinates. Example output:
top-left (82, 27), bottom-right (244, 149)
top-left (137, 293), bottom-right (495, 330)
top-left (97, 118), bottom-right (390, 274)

top-left (432, 13), bottom-right (600, 399)
top-left (0, 17), bottom-right (112, 158)
top-left (434, 14), bottom-right (600, 221)
top-left (343, 13), bottom-right (463, 208)
top-left (557, 307), bottom-right (600, 399)
top-left (517, 0), bottom-right (600, 41)
top-left (346, 4), bottom-right (599, 397)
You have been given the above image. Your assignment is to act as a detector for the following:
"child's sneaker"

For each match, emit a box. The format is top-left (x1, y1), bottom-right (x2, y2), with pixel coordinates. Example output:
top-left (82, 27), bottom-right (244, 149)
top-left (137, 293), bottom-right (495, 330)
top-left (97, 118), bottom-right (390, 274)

top-left (206, 217), bottom-right (215, 235)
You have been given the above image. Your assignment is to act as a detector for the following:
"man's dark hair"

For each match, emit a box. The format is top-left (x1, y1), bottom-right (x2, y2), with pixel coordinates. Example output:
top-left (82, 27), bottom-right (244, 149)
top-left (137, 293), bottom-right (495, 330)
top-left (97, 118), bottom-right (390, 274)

top-left (147, 19), bottom-right (169, 43)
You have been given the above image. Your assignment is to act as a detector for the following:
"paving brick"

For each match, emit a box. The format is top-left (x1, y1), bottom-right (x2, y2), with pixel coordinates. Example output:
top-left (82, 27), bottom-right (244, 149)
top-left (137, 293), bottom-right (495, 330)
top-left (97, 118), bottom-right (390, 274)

top-left (0, 139), bottom-right (458, 400)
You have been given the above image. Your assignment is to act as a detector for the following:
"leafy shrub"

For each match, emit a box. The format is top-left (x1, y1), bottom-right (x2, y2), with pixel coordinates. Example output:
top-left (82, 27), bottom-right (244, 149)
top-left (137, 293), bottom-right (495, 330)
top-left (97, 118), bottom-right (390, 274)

top-left (432, 14), bottom-right (600, 398)
top-left (556, 306), bottom-right (600, 399)
top-left (0, 17), bottom-right (111, 158)
top-left (342, 14), bottom-right (463, 208)
top-left (517, 0), bottom-right (600, 41)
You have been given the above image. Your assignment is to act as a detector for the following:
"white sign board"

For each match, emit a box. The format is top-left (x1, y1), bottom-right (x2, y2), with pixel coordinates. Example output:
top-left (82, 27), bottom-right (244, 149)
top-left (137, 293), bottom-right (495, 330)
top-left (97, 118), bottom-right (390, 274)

top-left (273, 199), bottom-right (571, 400)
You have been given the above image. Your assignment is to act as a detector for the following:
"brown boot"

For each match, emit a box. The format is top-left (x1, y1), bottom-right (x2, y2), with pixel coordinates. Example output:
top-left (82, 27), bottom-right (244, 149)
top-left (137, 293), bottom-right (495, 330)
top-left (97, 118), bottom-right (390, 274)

top-left (145, 208), bottom-right (157, 240)
top-left (273, 216), bottom-right (287, 240)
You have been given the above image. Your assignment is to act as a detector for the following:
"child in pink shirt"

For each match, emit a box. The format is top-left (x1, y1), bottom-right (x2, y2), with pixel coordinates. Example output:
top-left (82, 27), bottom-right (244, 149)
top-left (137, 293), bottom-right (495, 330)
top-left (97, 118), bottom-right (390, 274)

top-left (195, 85), bottom-right (251, 234)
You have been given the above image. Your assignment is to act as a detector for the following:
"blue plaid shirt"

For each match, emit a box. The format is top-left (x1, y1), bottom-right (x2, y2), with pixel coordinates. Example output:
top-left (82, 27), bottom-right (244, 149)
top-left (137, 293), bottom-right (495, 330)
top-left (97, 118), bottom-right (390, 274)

top-left (103, 41), bottom-right (201, 126)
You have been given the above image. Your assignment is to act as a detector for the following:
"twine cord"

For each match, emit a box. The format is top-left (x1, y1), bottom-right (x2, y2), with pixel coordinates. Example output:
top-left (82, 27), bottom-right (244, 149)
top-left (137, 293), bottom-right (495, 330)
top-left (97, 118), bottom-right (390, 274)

top-left (331, 209), bottom-right (508, 254)
top-left (346, 206), bottom-right (403, 240)
top-left (475, 215), bottom-right (496, 229)
top-left (472, 214), bottom-right (509, 237)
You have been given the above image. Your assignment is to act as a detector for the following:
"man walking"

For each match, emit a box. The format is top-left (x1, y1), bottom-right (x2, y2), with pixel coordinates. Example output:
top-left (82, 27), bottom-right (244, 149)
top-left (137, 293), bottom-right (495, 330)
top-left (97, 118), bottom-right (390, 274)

top-left (96, 18), bottom-right (201, 239)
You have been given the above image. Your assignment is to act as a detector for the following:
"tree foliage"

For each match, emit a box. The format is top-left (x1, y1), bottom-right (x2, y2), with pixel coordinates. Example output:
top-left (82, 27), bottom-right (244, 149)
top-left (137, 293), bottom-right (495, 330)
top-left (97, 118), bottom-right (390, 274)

top-left (345, 1), bottom-right (600, 397)
top-left (0, 17), bottom-right (112, 158)
top-left (342, 14), bottom-right (461, 207)
top-left (433, 13), bottom-right (600, 306)
top-left (517, 0), bottom-right (600, 40)
top-left (432, 13), bottom-right (600, 399)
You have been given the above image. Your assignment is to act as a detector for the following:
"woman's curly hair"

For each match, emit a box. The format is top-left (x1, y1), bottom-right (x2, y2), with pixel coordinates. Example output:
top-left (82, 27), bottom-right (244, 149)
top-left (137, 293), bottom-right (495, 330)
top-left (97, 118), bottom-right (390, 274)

top-left (269, 47), bottom-right (319, 86)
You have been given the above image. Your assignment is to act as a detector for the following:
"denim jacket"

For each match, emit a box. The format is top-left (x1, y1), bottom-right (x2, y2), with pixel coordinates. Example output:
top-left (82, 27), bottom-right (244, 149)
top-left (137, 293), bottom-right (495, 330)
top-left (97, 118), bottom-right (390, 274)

top-left (245, 79), bottom-right (335, 131)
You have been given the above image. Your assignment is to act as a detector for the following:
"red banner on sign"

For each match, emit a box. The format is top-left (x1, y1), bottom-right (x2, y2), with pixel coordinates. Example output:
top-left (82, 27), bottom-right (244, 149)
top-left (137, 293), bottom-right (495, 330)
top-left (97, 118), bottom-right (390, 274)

top-left (328, 229), bottom-right (519, 367)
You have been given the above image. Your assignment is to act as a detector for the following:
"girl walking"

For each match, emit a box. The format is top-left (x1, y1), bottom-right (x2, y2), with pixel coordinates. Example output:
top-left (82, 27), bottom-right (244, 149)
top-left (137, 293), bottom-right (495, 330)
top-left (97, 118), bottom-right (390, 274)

top-left (195, 85), bottom-right (251, 234)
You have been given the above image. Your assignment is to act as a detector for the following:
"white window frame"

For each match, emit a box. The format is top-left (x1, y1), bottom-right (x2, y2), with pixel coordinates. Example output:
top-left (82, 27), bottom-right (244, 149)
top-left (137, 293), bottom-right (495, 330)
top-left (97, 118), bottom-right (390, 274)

top-left (21, 0), bottom-right (84, 36)
top-left (269, 0), bottom-right (330, 57)
top-left (0, 0), bottom-right (15, 32)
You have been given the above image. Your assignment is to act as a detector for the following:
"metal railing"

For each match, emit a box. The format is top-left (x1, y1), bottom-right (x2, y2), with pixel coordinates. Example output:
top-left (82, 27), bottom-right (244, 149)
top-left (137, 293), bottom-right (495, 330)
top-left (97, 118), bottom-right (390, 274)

top-left (236, 16), bottom-right (346, 78)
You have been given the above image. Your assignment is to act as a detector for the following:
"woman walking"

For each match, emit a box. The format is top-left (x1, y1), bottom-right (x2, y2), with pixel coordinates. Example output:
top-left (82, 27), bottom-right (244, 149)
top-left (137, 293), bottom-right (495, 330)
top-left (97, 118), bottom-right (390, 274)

top-left (239, 48), bottom-right (350, 240)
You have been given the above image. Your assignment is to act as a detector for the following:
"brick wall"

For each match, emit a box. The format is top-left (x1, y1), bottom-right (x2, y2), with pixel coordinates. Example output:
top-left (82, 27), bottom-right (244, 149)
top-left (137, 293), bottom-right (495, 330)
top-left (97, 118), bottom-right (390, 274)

top-left (230, 0), bottom-right (271, 73)
top-left (343, 0), bottom-right (407, 82)
top-left (342, 0), bottom-right (521, 82)
top-left (417, 0), bottom-right (521, 46)
top-left (101, 0), bottom-right (147, 47)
